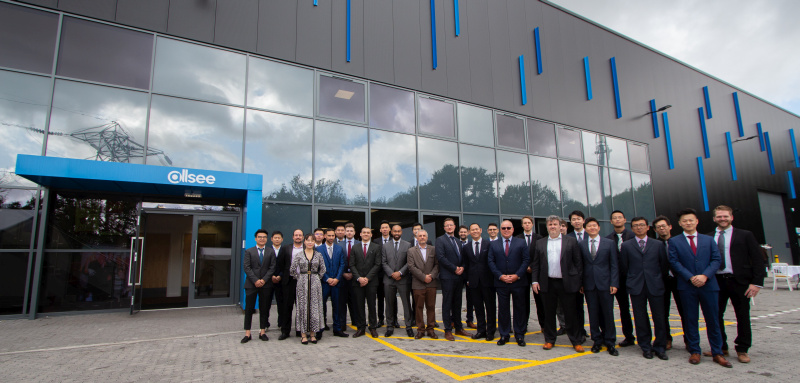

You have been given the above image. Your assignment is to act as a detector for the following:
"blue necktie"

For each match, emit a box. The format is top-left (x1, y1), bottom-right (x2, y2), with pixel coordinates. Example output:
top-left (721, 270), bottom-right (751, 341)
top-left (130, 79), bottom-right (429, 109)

top-left (450, 236), bottom-right (461, 262)
top-left (258, 248), bottom-right (264, 265)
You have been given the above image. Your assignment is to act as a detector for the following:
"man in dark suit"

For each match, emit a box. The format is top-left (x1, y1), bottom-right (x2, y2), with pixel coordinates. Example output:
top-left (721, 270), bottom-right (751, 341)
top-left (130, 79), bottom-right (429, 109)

top-left (335, 223), bottom-right (359, 337)
top-left (459, 225), bottom-right (476, 329)
top-left (382, 224), bottom-right (414, 338)
top-left (566, 210), bottom-right (589, 342)
top-left (464, 223), bottom-right (496, 341)
top-left (668, 208), bottom-right (730, 368)
top-left (489, 220), bottom-right (530, 347)
top-left (350, 226), bottom-right (382, 338)
top-left (373, 221), bottom-right (391, 328)
top-left (517, 216), bottom-right (541, 334)
top-left (653, 215), bottom-right (687, 351)
top-left (436, 218), bottom-right (471, 341)
top-left (241, 229), bottom-right (277, 343)
top-left (532, 215), bottom-right (585, 353)
top-left (266, 231), bottom-right (285, 331)
top-left (605, 209), bottom-right (636, 347)
top-left (621, 217), bottom-right (670, 360)
top-left (579, 218), bottom-right (619, 356)
top-left (706, 205), bottom-right (765, 363)
top-left (407, 229), bottom-right (439, 339)
top-left (277, 229), bottom-right (304, 340)
top-left (317, 228), bottom-right (346, 338)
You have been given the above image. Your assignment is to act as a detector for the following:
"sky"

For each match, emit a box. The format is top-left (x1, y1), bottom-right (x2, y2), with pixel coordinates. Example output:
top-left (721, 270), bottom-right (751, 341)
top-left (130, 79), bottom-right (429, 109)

top-left (549, 0), bottom-right (800, 116)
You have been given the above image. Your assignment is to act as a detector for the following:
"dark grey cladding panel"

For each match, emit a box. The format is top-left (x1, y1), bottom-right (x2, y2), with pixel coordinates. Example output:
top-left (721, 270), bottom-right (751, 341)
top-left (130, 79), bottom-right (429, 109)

top-left (18, 0), bottom-right (57, 9)
top-left (551, 9), bottom-right (589, 127)
top-left (116, 0), bottom-right (168, 33)
top-left (167, 0), bottom-right (217, 43)
top-left (506, 0), bottom-right (529, 116)
top-left (419, 0), bottom-right (447, 96)
top-left (363, 0), bottom-right (394, 84)
top-left (296, 0), bottom-right (332, 69)
top-left (58, 0), bottom-right (116, 21)
top-left (465, 0), bottom-right (493, 107)
top-left (487, 0), bottom-right (512, 110)
top-left (392, 0), bottom-right (421, 90)
top-left (540, 7), bottom-right (565, 123)
top-left (256, 0), bottom-right (296, 61)
top-left (214, 0), bottom-right (258, 52)
top-left (332, 0), bottom-right (364, 77)
top-left (443, 0), bottom-right (470, 102)
top-left (524, 0), bottom-right (550, 120)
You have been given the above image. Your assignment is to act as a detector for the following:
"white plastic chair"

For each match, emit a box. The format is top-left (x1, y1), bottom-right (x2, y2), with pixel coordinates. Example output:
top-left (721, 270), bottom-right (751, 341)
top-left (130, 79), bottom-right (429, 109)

top-left (772, 263), bottom-right (793, 291)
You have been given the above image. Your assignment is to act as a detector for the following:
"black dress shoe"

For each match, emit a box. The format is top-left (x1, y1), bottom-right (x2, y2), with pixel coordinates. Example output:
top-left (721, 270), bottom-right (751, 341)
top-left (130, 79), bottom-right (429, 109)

top-left (241, 335), bottom-right (252, 344)
top-left (557, 328), bottom-right (565, 336)
top-left (497, 337), bottom-right (509, 346)
top-left (259, 333), bottom-right (269, 341)
top-left (486, 333), bottom-right (495, 342)
top-left (406, 328), bottom-right (415, 337)
top-left (324, 325), bottom-right (330, 331)
top-left (516, 338), bottom-right (526, 347)
top-left (655, 351), bottom-right (669, 360)
top-left (369, 328), bottom-right (379, 338)
top-left (472, 332), bottom-right (487, 340)
top-left (353, 329), bottom-right (365, 338)
top-left (607, 346), bottom-right (619, 356)
top-left (591, 344), bottom-right (602, 353)
top-left (385, 328), bottom-right (394, 337)
top-left (278, 333), bottom-right (290, 341)
top-left (295, 331), bottom-right (301, 337)
top-left (619, 338), bottom-right (636, 347)
top-left (315, 331), bottom-right (323, 340)
top-left (333, 331), bottom-right (350, 338)
top-left (643, 351), bottom-right (654, 359)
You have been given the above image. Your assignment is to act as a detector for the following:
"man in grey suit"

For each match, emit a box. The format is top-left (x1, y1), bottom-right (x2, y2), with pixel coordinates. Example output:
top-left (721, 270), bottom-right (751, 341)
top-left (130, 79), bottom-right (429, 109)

top-left (350, 227), bottom-right (382, 338)
top-left (579, 218), bottom-right (619, 356)
top-left (241, 229), bottom-right (276, 343)
top-left (407, 229), bottom-right (439, 339)
top-left (382, 224), bottom-right (414, 338)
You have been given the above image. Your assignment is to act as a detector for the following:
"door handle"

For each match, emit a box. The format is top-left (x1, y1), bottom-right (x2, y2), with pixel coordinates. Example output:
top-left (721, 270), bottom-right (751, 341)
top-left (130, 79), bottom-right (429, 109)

top-left (137, 237), bottom-right (145, 285)
top-left (192, 239), bottom-right (198, 283)
top-left (128, 237), bottom-right (136, 286)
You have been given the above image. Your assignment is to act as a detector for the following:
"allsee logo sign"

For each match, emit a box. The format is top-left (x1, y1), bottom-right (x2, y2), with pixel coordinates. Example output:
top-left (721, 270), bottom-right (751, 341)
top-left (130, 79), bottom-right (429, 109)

top-left (167, 169), bottom-right (216, 185)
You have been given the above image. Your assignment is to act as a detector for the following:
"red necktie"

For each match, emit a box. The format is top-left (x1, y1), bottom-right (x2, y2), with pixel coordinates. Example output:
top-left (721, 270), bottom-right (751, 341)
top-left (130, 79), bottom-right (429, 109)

top-left (347, 241), bottom-right (352, 263)
top-left (363, 244), bottom-right (368, 259)
top-left (687, 235), bottom-right (697, 255)
top-left (504, 239), bottom-right (510, 256)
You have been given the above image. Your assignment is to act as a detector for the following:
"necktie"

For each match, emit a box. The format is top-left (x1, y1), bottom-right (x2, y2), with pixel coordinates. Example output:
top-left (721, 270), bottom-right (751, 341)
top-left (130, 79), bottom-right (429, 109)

top-left (327, 246), bottom-right (332, 258)
top-left (363, 243), bottom-right (368, 259)
top-left (450, 236), bottom-right (461, 262)
top-left (474, 241), bottom-right (479, 256)
top-left (617, 233), bottom-right (623, 251)
top-left (590, 239), bottom-right (597, 260)
top-left (504, 239), bottom-right (510, 256)
top-left (687, 235), bottom-right (697, 255)
top-left (639, 239), bottom-right (646, 252)
top-left (347, 241), bottom-right (352, 263)
top-left (394, 241), bottom-right (399, 253)
top-left (717, 230), bottom-right (726, 270)
top-left (578, 232), bottom-right (583, 242)
top-left (258, 248), bottom-right (264, 265)
top-left (526, 234), bottom-right (531, 246)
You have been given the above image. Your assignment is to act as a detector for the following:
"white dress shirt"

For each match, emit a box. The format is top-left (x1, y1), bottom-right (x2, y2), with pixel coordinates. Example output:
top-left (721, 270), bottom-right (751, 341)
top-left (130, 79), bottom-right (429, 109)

top-left (419, 246), bottom-right (427, 262)
top-left (547, 234), bottom-right (563, 278)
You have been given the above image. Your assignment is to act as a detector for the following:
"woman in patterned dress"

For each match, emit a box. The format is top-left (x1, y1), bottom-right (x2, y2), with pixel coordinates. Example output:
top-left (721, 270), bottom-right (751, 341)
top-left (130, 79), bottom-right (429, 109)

top-left (290, 233), bottom-right (326, 344)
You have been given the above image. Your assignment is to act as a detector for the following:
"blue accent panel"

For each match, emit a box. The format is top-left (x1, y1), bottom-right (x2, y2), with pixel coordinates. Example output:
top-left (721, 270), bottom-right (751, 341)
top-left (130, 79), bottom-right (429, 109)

top-left (725, 132), bottom-right (737, 181)
top-left (453, 0), bottom-right (460, 36)
top-left (610, 57), bottom-right (621, 119)
top-left (346, 0), bottom-right (351, 62)
top-left (697, 157), bottom-right (709, 211)
top-left (791, 129), bottom-right (800, 168)
top-left (698, 107), bottom-right (710, 159)
top-left (765, 131), bottom-right (775, 175)
top-left (314, 0), bottom-right (318, 5)
top-left (650, 99), bottom-right (659, 138)
top-left (519, 55), bottom-right (527, 105)
top-left (703, 86), bottom-right (712, 119)
top-left (430, 0), bottom-right (437, 69)
top-left (789, 171), bottom-right (797, 199)
top-left (242, 188), bottom-right (264, 309)
top-left (663, 112), bottom-right (674, 170)
top-left (583, 57), bottom-right (592, 101)
top-left (757, 122), bottom-right (765, 152)
top-left (534, 27), bottom-right (542, 74)
top-left (733, 92), bottom-right (744, 137)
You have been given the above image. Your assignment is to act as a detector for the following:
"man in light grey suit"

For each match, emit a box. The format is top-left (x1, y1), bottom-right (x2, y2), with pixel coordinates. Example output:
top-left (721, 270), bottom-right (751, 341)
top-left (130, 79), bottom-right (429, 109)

top-left (382, 224), bottom-right (414, 338)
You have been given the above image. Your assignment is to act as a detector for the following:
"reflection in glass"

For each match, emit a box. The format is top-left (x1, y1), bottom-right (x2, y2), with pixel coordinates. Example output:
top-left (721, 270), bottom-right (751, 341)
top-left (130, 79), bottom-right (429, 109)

top-left (47, 192), bottom-right (138, 250)
top-left (195, 219), bottom-right (233, 299)
top-left (418, 137), bottom-right (460, 211)
top-left (528, 119), bottom-right (556, 157)
top-left (261, 203), bottom-right (312, 239)
top-left (314, 121), bottom-right (368, 205)
top-left (369, 84), bottom-right (415, 134)
top-left (599, 221), bottom-right (614, 237)
top-left (148, 95), bottom-right (244, 172)
top-left (370, 130), bottom-right (417, 208)
top-left (47, 80), bottom-right (150, 164)
top-left (418, 97), bottom-right (455, 137)
top-left (247, 58), bottom-right (313, 116)
top-left (57, 17), bottom-right (153, 90)
top-left (153, 37), bottom-right (246, 105)
top-left (318, 75), bottom-right (365, 122)
top-left (496, 114), bottom-right (525, 150)
top-left (628, 143), bottom-right (649, 172)
top-left (457, 103), bottom-right (493, 145)
top-left (559, 160), bottom-right (588, 216)
top-left (39, 251), bottom-right (131, 312)
top-left (557, 127), bottom-right (582, 160)
top-left (0, 2), bottom-right (58, 74)
top-left (529, 156), bottom-right (561, 217)
top-left (610, 169), bottom-right (634, 217)
top-left (0, 188), bottom-right (37, 248)
top-left (631, 173), bottom-right (655, 219)
top-left (245, 110), bottom-right (312, 202)
top-left (0, 70), bottom-right (50, 186)
top-left (462, 214), bottom-right (500, 241)
top-left (461, 144), bottom-right (498, 213)
top-left (0, 252), bottom-right (29, 314)
top-left (605, 137), bottom-right (629, 169)
top-left (496, 150), bottom-right (531, 215)
top-left (582, 131), bottom-right (599, 165)
top-left (585, 165), bottom-right (613, 220)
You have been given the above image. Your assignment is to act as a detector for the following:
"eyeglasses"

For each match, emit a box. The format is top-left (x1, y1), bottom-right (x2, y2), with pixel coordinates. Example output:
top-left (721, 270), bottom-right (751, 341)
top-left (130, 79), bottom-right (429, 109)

top-left (631, 223), bottom-right (648, 228)
top-left (256, 236), bottom-right (268, 239)
top-left (500, 227), bottom-right (513, 230)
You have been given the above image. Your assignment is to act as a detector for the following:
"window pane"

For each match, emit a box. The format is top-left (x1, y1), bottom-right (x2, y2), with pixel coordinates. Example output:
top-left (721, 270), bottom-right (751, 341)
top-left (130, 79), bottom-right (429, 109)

top-left (585, 165), bottom-right (612, 220)
top-left (418, 97), bottom-right (455, 137)
top-left (369, 84), bottom-right (415, 134)
top-left (557, 127), bottom-right (582, 160)
top-left (559, 160), bottom-right (588, 217)
top-left (47, 80), bottom-right (150, 164)
top-left (631, 172), bottom-right (655, 220)
top-left (47, 192), bottom-right (138, 250)
top-left (462, 214), bottom-right (500, 241)
top-left (245, 110), bottom-right (312, 202)
top-left (610, 169), bottom-right (634, 217)
top-left (370, 130), bottom-right (417, 208)
top-left (460, 144), bottom-right (497, 213)
top-left (57, 17), bottom-right (153, 90)
top-left (528, 119), bottom-right (556, 157)
top-left (148, 95), bottom-right (243, 172)
top-left (529, 156), bottom-right (561, 217)
top-left (0, 3), bottom-right (58, 73)
top-left (261, 203), bottom-right (312, 240)
top-left (153, 37), bottom-right (245, 105)
top-left (606, 137), bottom-right (629, 169)
top-left (0, 70), bottom-right (50, 186)
top-left (457, 103), bottom-right (493, 145)
top-left (628, 143), bottom-right (649, 172)
top-left (496, 114), bottom-right (525, 150)
top-left (497, 150), bottom-right (531, 215)
top-left (582, 131), bottom-right (599, 165)
top-left (318, 75), bottom-right (365, 122)
top-left (418, 137), bottom-right (460, 211)
top-left (247, 58), bottom-right (313, 116)
top-left (314, 121), bottom-right (368, 205)
top-left (0, 251), bottom-right (29, 314)
top-left (39, 251), bottom-right (131, 313)
top-left (0, 188), bottom-right (37, 249)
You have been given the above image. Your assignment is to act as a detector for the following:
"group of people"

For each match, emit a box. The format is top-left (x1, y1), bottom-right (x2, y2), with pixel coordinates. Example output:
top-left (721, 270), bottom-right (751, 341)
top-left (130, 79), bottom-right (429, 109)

top-left (240, 205), bottom-right (765, 368)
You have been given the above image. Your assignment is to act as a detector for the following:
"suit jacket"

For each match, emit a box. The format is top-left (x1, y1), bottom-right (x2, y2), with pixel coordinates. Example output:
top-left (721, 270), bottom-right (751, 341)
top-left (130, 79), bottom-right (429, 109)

top-left (243, 246), bottom-right (277, 289)
top-left (580, 236), bottom-right (619, 291)
top-left (668, 233), bottom-right (721, 291)
top-left (435, 234), bottom-right (466, 281)
top-left (706, 227), bottom-right (766, 286)
top-left (349, 240), bottom-right (382, 285)
top-left (516, 232), bottom-right (542, 248)
top-left (382, 239), bottom-right (412, 285)
top-left (487, 236), bottom-right (530, 289)
top-left (620, 237), bottom-right (669, 295)
top-left (605, 228), bottom-right (635, 249)
top-left (464, 238), bottom-right (493, 287)
top-left (531, 235), bottom-right (584, 293)
top-left (316, 242), bottom-right (346, 283)
top-left (567, 230), bottom-right (589, 244)
top-left (340, 238), bottom-right (359, 274)
top-left (407, 245), bottom-right (439, 290)
top-left (276, 244), bottom-right (302, 285)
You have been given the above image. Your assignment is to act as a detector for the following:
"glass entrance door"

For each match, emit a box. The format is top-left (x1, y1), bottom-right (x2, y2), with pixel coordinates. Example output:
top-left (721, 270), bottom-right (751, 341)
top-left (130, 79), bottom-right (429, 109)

top-left (129, 208), bottom-right (145, 314)
top-left (189, 215), bottom-right (236, 307)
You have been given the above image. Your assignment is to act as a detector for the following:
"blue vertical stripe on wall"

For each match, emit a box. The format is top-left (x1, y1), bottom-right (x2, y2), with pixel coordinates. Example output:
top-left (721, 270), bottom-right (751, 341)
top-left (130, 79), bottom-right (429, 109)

top-left (610, 57), bottom-right (622, 119)
top-left (583, 57), bottom-right (592, 101)
top-left (314, 0), bottom-right (318, 5)
top-left (733, 92), bottom-right (744, 137)
top-left (788, 171), bottom-right (797, 199)
top-left (519, 56), bottom-right (527, 105)
top-left (765, 131), bottom-right (775, 175)
top-left (346, 0), bottom-right (351, 62)
top-left (757, 122), bottom-right (765, 152)
top-left (791, 129), bottom-right (800, 168)
top-left (663, 112), bottom-right (674, 170)
top-left (698, 107), bottom-right (710, 159)
top-left (725, 132), bottom-right (737, 181)
top-left (703, 86), bottom-right (712, 119)
top-left (430, 0), bottom-right (437, 69)
top-left (453, 0), bottom-right (460, 36)
top-left (650, 99), bottom-right (659, 138)
top-left (697, 157), bottom-right (709, 211)
top-left (534, 27), bottom-right (543, 74)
